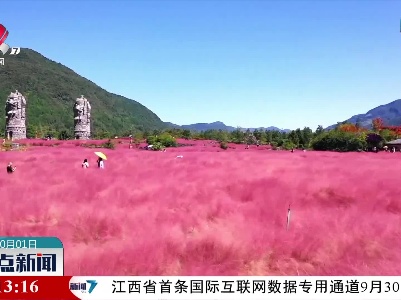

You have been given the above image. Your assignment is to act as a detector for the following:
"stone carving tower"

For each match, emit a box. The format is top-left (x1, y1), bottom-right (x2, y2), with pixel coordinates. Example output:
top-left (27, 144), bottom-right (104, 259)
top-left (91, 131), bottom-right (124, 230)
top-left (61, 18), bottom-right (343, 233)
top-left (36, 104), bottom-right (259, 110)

top-left (73, 95), bottom-right (91, 139)
top-left (5, 90), bottom-right (27, 140)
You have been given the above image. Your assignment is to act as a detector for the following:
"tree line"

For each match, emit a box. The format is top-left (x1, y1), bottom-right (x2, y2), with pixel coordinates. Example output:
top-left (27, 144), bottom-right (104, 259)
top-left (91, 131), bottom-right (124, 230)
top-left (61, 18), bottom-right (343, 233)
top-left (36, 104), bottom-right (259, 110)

top-left (143, 118), bottom-right (399, 152)
top-left (23, 117), bottom-right (398, 152)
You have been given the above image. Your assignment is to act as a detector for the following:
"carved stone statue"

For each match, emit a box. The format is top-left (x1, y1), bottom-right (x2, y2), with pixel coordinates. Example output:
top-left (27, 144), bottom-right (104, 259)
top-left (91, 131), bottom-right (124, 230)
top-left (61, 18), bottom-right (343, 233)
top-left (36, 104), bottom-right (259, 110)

top-left (73, 95), bottom-right (91, 139)
top-left (5, 90), bottom-right (27, 140)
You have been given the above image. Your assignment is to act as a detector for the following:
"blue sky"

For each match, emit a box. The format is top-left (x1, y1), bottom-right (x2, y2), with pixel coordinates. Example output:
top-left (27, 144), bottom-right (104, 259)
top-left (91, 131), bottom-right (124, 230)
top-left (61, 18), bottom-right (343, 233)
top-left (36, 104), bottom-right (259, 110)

top-left (2, 0), bottom-right (401, 130)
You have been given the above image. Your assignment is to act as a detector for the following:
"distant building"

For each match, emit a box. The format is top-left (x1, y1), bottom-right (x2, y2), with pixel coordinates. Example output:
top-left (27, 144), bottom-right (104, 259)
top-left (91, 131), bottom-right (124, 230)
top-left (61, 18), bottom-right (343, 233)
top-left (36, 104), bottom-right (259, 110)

top-left (384, 139), bottom-right (401, 151)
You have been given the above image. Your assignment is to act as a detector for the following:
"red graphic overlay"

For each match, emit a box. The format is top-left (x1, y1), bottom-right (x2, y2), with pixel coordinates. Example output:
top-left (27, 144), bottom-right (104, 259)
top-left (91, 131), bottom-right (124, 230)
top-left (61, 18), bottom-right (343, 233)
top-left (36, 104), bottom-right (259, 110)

top-left (0, 276), bottom-right (78, 299)
top-left (0, 24), bottom-right (9, 46)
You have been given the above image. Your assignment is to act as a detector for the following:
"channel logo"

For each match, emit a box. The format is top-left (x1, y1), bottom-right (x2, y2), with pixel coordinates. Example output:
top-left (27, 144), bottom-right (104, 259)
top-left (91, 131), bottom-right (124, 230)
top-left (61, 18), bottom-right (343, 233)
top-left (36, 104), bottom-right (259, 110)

top-left (69, 280), bottom-right (98, 294)
top-left (0, 24), bottom-right (20, 56)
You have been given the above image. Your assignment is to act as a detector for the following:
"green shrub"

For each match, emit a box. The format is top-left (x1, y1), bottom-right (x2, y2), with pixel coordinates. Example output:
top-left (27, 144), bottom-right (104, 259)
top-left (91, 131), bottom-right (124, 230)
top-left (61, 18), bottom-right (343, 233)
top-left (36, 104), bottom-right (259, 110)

top-left (158, 133), bottom-right (177, 147)
top-left (282, 140), bottom-right (296, 150)
top-left (58, 130), bottom-right (72, 140)
top-left (101, 139), bottom-right (115, 149)
top-left (146, 135), bottom-right (158, 145)
top-left (81, 143), bottom-right (100, 149)
top-left (220, 141), bottom-right (228, 150)
top-left (311, 131), bottom-right (367, 152)
top-left (2, 142), bottom-right (12, 151)
top-left (146, 133), bottom-right (176, 148)
top-left (151, 142), bottom-right (165, 151)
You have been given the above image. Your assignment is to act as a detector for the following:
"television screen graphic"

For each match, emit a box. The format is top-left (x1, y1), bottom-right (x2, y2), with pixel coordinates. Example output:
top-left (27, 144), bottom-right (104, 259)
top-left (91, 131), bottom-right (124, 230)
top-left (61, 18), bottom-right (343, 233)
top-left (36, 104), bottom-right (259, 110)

top-left (1, 2), bottom-right (401, 299)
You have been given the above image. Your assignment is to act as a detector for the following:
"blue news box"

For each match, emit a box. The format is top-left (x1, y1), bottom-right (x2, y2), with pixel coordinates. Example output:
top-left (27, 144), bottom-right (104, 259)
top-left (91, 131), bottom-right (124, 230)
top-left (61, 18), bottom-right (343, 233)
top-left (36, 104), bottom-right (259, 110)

top-left (0, 237), bottom-right (64, 276)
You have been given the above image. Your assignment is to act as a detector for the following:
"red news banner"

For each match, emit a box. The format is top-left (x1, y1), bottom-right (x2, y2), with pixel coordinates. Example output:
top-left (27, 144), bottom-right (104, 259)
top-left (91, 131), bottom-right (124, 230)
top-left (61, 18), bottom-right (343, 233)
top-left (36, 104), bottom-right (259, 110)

top-left (0, 276), bottom-right (76, 299)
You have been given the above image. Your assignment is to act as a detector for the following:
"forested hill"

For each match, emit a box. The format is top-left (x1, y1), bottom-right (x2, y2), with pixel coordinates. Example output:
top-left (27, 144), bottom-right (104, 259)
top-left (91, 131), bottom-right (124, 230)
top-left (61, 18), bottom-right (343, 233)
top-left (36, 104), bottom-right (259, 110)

top-left (0, 48), bottom-right (165, 137)
top-left (326, 99), bottom-right (401, 130)
top-left (165, 121), bottom-right (291, 132)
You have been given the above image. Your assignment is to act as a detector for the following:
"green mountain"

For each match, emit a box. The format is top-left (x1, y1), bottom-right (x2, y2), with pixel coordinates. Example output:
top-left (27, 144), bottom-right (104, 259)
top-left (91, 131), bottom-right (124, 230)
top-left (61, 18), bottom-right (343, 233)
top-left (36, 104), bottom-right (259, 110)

top-left (0, 48), bottom-right (165, 137)
top-left (165, 121), bottom-right (291, 132)
top-left (326, 98), bottom-right (401, 130)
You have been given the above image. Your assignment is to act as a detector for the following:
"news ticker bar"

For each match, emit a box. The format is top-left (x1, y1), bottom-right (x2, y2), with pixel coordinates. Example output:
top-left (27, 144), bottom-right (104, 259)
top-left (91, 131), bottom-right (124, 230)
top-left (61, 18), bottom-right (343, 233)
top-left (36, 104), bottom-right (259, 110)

top-left (0, 276), bottom-right (399, 299)
top-left (0, 237), bottom-right (64, 276)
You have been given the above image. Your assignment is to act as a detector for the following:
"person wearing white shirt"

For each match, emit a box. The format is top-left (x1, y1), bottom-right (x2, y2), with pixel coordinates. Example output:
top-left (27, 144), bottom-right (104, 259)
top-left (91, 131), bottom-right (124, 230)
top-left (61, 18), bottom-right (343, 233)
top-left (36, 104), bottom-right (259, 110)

top-left (82, 159), bottom-right (89, 168)
top-left (97, 157), bottom-right (104, 169)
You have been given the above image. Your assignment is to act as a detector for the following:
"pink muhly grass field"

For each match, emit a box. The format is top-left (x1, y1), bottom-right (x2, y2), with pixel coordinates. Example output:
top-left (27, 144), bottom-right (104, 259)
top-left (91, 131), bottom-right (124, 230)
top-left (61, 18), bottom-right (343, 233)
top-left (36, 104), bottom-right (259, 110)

top-left (1, 143), bottom-right (401, 276)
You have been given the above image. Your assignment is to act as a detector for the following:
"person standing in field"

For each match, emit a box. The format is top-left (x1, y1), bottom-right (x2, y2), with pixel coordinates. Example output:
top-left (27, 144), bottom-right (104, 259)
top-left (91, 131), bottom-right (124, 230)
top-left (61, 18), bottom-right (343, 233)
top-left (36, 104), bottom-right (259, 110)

top-left (97, 157), bottom-right (104, 169)
top-left (6, 162), bottom-right (16, 173)
top-left (128, 135), bottom-right (133, 149)
top-left (82, 159), bottom-right (89, 168)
